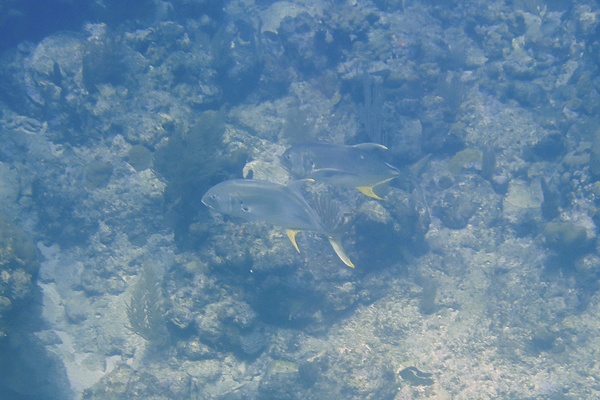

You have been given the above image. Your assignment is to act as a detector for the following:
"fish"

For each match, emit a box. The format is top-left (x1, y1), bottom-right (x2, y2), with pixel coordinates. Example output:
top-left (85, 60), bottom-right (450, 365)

top-left (281, 143), bottom-right (400, 200)
top-left (201, 179), bottom-right (354, 268)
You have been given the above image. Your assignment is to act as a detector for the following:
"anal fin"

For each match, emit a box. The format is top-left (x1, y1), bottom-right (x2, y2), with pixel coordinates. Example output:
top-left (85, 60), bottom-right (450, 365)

top-left (328, 236), bottom-right (355, 268)
top-left (286, 229), bottom-right (301, 253)
top-left (356, 186), bottom-right (383, 200)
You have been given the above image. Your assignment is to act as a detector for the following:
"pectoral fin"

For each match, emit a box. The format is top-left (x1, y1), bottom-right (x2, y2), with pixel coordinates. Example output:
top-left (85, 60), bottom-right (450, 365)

top-left (328, 236), bottom-right (355, 268)
top-left (356, 186), bottom-right (383, 200)
top-left (286, 229), bottom-right (301, 253)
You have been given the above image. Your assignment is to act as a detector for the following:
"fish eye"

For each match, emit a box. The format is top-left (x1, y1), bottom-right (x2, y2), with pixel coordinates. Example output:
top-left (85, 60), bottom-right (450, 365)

top-left (240, 201), bottom-right (250, 213)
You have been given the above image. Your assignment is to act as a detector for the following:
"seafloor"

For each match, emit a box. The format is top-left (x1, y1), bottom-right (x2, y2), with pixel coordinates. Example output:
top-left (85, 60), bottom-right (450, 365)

top-left (0, 0), bottom-right (600, 399)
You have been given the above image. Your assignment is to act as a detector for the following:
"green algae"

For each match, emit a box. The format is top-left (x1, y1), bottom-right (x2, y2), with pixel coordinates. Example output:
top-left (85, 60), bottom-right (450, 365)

top-left (126, 145), bottom-right (153, 172)
top-left (448, 148), bottom-right (482, 175)
top-left (85, 160), bottom-right (114, 189)
top-left (126, 264), bottom-right (169, 345)
top-left (543, 221), bottom-right (588, 255)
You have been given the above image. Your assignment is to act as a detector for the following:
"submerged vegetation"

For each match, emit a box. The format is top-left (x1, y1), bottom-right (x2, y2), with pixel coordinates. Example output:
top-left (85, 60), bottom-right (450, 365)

top-left (153, 108), bottom-right (246, 248)
top-left (2, 0), bottom-right (600, 397)
top-left (126, 264), bottom-right (169, 345)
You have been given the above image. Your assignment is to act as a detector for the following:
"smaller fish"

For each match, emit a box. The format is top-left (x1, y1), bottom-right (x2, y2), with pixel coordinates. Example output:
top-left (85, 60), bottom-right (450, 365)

top-left (281, 143), bottom-right (400, 200)
top-left (202, 179), bottom-right (354, 267)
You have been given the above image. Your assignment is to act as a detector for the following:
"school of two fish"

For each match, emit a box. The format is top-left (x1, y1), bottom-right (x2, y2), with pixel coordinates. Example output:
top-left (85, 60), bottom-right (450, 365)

top-left (201, 143), bottom-right (400, 268)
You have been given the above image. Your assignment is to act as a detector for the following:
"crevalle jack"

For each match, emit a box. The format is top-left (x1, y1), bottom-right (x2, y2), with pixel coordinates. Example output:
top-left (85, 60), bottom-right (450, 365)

top-left (281, 142), bottom-right (400, 200)
top-left (202, 179), bottom-right (354, 268)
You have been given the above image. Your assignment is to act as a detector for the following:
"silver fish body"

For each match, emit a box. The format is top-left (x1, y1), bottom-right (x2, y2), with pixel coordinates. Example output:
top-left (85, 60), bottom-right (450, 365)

top-left (281, 143), bottom-right (400, 199)
top-left (202, 179), bottom-right (354, 267)
top-left (202, 179), bottom-right (325, 231)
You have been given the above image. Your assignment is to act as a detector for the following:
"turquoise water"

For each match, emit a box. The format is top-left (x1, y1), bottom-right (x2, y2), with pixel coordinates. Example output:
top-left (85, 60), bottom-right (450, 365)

top-left (0, 0), bottom-right (599, 398)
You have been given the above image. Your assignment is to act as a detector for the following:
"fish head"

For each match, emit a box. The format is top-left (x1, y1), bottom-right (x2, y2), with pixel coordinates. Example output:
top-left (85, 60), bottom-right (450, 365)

top-left (202, 179), bottom-right (283, 223)
top-left (202, 181), bottom-right (251, 218)
top-left (202, 183), bottom-right (230, 212)
top-left (281, 146), bottom-right (315, 178)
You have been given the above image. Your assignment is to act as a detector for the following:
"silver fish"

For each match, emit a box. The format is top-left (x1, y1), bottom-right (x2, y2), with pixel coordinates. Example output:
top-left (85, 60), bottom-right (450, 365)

top-left (281, 143), bottom-right (400, 200)
top-left (202, 179), bottom-right (354, 268)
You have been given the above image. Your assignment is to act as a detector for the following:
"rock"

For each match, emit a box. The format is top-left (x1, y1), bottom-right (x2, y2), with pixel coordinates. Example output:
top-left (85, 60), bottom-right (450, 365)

top-left (0, 161), bottom-right (21, 221)
top-left (589, 129), bottom-right (600, 179)
top-left (543, 221), bottom-right (590, 257)
top-left (502, 179), bottom-right (542, 229)
top-left (258, 360), bottom-right (302, 400)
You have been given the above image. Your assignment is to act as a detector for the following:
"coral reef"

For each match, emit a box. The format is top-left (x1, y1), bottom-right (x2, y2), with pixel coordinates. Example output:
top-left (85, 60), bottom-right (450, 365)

top-left (1, 0), bottom-right (600, 398)
top-left (0, 215), bottom-right (39, 336)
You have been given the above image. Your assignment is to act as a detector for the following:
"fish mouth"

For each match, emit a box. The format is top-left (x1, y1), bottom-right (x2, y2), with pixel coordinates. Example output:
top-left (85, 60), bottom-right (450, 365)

top-left (201, 193), bottom-right (215, 209)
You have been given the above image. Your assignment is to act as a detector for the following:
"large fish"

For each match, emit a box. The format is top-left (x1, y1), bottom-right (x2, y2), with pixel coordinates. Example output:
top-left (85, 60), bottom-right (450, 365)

top-left (281, 143), bottom-right (400, 200)
top-left (201, 179), bottom-right (354, 268)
